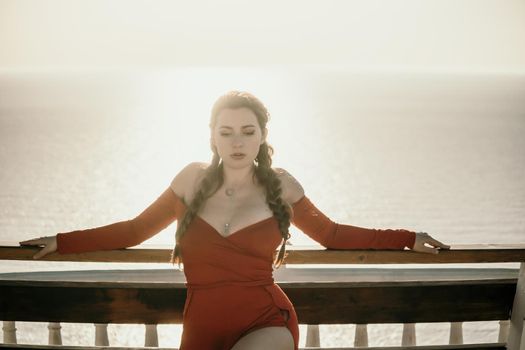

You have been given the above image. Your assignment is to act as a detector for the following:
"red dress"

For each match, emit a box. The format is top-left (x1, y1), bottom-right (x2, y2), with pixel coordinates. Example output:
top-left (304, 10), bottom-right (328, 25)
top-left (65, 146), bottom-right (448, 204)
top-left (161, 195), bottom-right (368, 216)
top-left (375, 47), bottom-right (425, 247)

top-left (57, 187), bottom-right (415, 350)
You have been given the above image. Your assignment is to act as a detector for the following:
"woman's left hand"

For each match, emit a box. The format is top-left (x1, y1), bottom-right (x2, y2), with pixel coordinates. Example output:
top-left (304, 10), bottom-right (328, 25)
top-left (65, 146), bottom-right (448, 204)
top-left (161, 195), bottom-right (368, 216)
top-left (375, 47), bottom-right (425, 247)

top-left (412, 232), bottom-right (450, 254)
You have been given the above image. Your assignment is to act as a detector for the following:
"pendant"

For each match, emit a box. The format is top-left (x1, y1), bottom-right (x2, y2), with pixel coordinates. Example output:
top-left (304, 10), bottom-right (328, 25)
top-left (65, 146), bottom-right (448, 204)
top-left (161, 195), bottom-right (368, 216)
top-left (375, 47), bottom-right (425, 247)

top-left (224, 222), bottom-right (231, 235)
top-left (225, 188), bottom-right (234, 196)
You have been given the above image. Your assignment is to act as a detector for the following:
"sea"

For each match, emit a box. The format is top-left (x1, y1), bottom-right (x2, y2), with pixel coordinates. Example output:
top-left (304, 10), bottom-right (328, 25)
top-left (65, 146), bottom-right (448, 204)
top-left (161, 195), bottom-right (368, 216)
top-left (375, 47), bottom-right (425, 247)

top-left (1, 66), bottom-right (524, 347)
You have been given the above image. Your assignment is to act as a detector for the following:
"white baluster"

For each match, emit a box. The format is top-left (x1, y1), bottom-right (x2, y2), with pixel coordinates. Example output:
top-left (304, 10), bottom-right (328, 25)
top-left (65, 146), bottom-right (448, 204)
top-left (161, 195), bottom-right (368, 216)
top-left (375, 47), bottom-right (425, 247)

top-left (2, 321), bottom-right (17, 344)
top-left (47, 322), bottom-right (62, 345)
top-left (498, 320), bottom-right (509, 343)
top-left (449, 322), bottom-right (463, 344)
top-left (354, 324), bottom-right (368, 347)
top-left (145, 324), bottom-right (158, 347)
top-left (508, 262), bottom-right (525, 350)
top-left (94, 323), bottom-right (109, 346)
top-left (305, 325), bottom-right (320, 347)
top-left (402, 323), bottom-right (416, 346)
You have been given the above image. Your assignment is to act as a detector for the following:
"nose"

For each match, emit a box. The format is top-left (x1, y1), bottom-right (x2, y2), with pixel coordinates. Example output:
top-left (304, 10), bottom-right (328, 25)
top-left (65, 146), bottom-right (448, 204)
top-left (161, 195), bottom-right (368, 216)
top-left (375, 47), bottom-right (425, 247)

top-left (232, 134), bottom-right (243, 147)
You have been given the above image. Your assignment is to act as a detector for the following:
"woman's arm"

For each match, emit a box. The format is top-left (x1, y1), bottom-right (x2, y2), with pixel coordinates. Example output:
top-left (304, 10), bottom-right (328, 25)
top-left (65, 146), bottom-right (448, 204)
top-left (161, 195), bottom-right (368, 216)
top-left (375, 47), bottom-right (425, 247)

top-left (19, 162), bottom-right (202, 258)
top-left (20, 187), bottom-right (182, 257)
top-left (53, 187), bottom-right (181, 254)
top-left (276, 168), bottom-right (449, 253)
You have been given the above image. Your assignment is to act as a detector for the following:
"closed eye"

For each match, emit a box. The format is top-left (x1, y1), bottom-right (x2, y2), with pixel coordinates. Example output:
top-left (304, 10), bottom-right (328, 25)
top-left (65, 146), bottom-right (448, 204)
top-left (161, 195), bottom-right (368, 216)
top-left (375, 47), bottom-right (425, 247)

top-left (220, 131), bottom-right (255, 136)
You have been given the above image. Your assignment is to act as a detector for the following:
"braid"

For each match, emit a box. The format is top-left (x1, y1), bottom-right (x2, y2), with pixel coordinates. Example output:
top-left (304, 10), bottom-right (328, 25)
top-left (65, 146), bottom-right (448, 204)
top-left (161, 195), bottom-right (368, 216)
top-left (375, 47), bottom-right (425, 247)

top-left (172, 90), bottom-right (291, 269)
top-left (170, 152), bottom-right (223, 269)
top-left (255, 143), bottom-right (292, 269)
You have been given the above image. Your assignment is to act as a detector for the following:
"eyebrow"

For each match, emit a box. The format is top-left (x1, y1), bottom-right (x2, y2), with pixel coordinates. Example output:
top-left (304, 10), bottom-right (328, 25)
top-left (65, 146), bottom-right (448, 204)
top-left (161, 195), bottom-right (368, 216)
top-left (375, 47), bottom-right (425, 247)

top-left (219, 125), bottom-right (256, 129)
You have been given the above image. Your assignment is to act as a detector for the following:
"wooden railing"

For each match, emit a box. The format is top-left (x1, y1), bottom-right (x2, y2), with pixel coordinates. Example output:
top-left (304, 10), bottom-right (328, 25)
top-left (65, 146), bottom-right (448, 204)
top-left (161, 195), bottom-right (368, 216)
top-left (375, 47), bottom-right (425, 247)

top-left (1, 243), bottom-right (524, 349)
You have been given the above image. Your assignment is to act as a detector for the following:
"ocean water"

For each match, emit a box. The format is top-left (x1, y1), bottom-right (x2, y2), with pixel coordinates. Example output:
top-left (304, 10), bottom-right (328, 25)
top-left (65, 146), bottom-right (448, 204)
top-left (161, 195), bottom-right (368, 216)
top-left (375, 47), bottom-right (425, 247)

top-left (1, 67), bottom-right (524, 347)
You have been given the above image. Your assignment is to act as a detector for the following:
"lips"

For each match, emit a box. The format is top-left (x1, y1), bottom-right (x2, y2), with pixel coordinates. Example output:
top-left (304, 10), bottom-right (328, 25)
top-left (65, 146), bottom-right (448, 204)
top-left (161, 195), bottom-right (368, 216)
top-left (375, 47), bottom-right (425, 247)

top-left (231, 153), bottom-right (246, 159)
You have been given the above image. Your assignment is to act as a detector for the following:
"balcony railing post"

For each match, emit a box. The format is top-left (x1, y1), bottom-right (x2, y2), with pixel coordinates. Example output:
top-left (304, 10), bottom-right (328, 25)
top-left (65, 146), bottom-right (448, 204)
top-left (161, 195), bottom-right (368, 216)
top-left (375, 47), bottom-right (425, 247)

top-left (507, 262), bottom-right (525, 350)
top-left (498, 320), bottom-right (510, 342)
top-left (145, 324), bottom-right (158, 347)
top-left (401, 323), bottom-right (416, 346)
top-left (2, 321), bottom-right (17, 344)
top-left (47, 322), bottom-right (62, 345)
top-left (354, 324), bottom-right (368, 347)
top-left (94, 323), bottom-right (109, 346)
top-left (449, 322), bottom-right (463, 344)
top-left (305, 324), bottom-right (320, 347)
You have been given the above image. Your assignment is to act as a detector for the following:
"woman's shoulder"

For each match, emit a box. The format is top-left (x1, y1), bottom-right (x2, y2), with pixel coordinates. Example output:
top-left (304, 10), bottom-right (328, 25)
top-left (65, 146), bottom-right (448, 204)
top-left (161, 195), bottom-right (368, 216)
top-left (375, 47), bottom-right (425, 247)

top-left (170, 162), bottom-right (209, 202)
top-left (273, 167), bottom-right (305, 205)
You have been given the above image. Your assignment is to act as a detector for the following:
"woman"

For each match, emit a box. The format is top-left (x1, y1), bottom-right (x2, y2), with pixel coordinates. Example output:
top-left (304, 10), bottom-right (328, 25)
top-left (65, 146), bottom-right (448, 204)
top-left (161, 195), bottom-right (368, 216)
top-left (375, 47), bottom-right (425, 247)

top-left (20, 91), bottom-right (450, 350)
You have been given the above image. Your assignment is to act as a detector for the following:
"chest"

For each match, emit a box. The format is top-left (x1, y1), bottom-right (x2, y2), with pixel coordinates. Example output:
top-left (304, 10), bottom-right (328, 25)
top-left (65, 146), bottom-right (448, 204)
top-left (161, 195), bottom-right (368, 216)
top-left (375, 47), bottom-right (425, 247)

top-left (197, 188), bottom-right (274, 238)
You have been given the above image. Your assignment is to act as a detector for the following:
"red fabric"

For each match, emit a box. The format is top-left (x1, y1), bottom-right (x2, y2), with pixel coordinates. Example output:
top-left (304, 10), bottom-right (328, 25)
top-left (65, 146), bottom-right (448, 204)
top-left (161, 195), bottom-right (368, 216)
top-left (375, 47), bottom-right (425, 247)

top-left (56, 188), bottom-right (184, 254)
top-left (57, 189), bottom-right (415, 254)
top-left (291, 196), bottom-right (416, 250)
top-left (56, 187), bottom-right (416, 349)
top-left (176, 200), bottom-right (298, 349)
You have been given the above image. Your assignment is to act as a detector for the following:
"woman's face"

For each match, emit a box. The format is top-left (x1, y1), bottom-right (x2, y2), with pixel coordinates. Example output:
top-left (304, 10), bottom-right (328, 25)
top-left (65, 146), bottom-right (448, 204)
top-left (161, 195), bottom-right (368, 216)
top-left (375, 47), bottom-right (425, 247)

top-left (211, 107), bottom-right (267, 169)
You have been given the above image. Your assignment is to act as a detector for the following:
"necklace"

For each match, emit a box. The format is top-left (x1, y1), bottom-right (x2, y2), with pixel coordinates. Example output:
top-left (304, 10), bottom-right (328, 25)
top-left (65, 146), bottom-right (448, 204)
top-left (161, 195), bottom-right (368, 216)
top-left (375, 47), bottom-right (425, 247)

top-left (222, 169), bottom-right (255, 235)
top-left (223, 187), bottom-right (236, 235)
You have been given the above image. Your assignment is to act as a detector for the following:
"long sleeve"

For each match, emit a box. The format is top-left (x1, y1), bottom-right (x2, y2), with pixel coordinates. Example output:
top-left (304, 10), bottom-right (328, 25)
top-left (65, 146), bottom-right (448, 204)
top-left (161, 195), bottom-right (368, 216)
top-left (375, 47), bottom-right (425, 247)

top-left (56, 187), bottom-right (185, 254)
top-left (291, 195), bottom-right (416, 250)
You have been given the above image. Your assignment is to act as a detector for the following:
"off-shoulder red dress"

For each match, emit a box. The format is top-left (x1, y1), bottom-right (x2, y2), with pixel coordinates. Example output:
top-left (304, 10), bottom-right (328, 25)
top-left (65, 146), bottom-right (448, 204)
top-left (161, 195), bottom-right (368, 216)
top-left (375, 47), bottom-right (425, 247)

top-left (57, 186), bottom-right (415, 350)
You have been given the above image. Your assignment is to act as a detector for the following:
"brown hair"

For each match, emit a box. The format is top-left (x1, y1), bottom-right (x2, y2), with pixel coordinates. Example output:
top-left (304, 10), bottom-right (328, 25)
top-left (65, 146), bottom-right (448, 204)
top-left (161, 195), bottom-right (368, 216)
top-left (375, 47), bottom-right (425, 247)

top-left (170, 91), bottom-right (291, 269)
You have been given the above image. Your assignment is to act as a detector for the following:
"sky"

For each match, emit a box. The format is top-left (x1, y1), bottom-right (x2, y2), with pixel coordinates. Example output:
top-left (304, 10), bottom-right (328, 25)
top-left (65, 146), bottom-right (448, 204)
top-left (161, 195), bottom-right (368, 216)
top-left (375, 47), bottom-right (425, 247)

top-left (1, 0), bottom-right (524, 72)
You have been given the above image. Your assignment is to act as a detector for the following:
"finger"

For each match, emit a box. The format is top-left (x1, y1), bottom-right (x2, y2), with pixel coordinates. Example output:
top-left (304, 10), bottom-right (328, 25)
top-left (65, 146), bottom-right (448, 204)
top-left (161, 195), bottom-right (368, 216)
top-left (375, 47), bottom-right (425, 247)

top-left (428, 238), bottom-right (450, 249)
top-left (33, 248), bottom-right (49, 260)
top-left (20, 239), bottom-right (45, 246)
top-left (437, 242), bottom-right (451, 249)
top-left (419, 245), bottom-right (439, 254)
top-left (20, 239), bottom-right (43, 246)
top-left (20, 236), bottom-right (47, 244)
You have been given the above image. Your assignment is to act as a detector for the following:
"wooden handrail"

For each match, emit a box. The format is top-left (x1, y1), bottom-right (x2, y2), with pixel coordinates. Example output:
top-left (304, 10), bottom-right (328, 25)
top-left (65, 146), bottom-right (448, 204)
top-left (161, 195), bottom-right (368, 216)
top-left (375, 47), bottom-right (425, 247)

top-left (1, 244), bottom-right (525, 264)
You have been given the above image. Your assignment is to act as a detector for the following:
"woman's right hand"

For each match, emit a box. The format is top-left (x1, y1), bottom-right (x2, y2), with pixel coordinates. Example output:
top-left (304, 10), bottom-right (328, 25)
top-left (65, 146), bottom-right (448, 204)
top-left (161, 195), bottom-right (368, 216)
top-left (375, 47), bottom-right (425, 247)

top-left (19, 236), bottom-right (58, 259)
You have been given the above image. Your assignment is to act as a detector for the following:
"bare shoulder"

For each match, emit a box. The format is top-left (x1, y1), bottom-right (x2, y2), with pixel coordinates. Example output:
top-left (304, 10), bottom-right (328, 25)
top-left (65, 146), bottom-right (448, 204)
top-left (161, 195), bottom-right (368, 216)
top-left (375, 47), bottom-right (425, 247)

top-left (273, 167), bottom-right (305, 205)
top-left (170, 162), bottom-right (208, 202)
